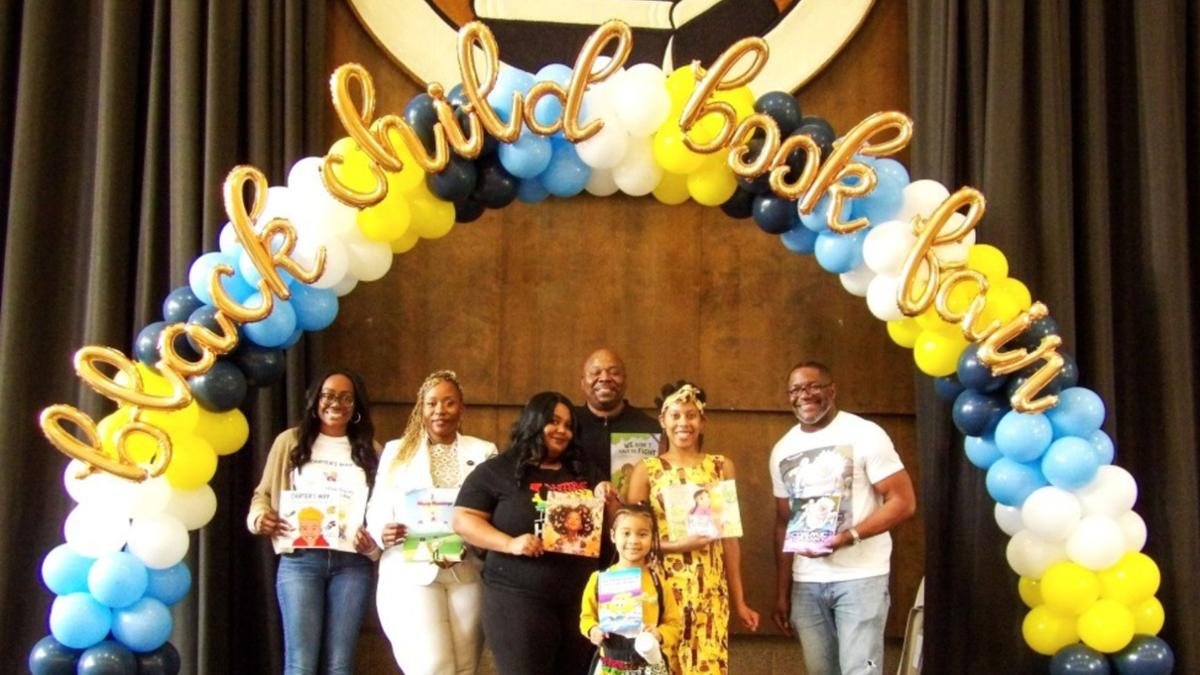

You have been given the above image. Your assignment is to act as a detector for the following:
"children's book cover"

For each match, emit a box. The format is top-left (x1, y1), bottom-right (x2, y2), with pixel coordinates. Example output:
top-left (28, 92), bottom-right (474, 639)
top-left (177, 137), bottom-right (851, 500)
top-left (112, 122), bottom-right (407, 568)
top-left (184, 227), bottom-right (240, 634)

top-left (661, 479), bottom-right (743, 540)
top-left (279, 487), bottom-right (367, 553)
top-left (610, 432), bottom-right (660, 502)
top-left (541, 490), bottom-right (603, 558)
top-left (784, 494), bottom-right (843, 555)
top-left (399, 488), bottom-right (465, 563)
top-left (598, 567), bottom-right (644, 637)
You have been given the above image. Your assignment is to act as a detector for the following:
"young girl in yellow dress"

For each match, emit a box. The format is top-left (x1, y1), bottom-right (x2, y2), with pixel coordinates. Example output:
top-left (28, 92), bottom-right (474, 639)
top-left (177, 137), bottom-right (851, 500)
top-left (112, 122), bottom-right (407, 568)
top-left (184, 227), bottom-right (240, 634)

top-left (580, 503), bottom-right (681, 674)
top-left (626, 382), bottom-right (760, 675)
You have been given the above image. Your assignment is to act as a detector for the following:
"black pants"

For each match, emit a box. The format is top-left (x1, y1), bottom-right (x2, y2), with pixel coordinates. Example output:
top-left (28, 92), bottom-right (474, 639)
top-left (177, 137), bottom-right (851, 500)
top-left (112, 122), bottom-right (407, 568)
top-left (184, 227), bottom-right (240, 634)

top-left (482, 583), bottom-right (594, 675)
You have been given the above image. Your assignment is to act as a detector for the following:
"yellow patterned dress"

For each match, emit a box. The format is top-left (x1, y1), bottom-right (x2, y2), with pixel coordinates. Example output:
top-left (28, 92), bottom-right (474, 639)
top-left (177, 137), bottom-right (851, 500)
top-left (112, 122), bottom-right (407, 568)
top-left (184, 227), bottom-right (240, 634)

top-left (643, 454), bottom-right (730, 675)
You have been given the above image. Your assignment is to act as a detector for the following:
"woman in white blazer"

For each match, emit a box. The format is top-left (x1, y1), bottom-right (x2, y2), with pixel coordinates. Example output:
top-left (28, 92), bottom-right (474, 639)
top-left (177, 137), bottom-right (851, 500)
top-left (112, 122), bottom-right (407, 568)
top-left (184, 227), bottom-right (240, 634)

top-left (366, 370), bottom-right (498, 675)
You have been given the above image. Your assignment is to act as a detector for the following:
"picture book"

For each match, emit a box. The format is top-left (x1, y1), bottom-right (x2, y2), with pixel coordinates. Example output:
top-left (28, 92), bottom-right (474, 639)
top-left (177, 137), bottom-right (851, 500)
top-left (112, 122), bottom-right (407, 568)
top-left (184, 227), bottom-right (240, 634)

top-left (541, 490), bottom-right (603, 558)
top-left (598, 567), bottom-right (644, 637)
top-left (398, 487), bottom-right (465, 564)
top-left (278, 487), bottom-right (367, 553)
top-left (784, 493), bottom-right (843, 555)
top-left (610, 432), bottom-right (660, 501)
top-left (660, 479), bottom-right (743, 540)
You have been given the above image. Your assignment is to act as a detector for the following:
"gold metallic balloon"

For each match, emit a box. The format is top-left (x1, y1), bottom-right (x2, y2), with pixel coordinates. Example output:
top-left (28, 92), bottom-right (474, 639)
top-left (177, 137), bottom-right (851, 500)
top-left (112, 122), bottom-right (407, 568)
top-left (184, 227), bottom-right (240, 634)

top-left (374, 114), bottom-right (449, 173)
top-left (680, 37), bottom-right (769, 154)
top-left (74, 346), bottom-right (191, 410)
top-left (430, 83), bottom-right (485, 158)
top-left (727, 113), bottom-right (780, 178)
top-left (113, 419), bottom-right (172, 478)
top-left (768, 133), bottom-right (822, 200)
top-left (524, 80), bottom-right (568, 136)
top-left (40, 405), bottom-right (148, 481)
top-left (456, 21), bottom-right (523, 143)
top-left (562, 20), bottom-right (632, 143)
top-left (898, 186), bottom-right (986, 317)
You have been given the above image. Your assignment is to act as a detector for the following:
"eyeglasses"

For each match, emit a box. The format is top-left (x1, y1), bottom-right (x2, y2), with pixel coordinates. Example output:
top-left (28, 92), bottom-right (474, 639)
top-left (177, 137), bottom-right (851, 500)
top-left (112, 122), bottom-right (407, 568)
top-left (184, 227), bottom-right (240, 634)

top-left (788, 383), bottom-right (832, 396)
top-left (319, 391), bottom-right (355, 406)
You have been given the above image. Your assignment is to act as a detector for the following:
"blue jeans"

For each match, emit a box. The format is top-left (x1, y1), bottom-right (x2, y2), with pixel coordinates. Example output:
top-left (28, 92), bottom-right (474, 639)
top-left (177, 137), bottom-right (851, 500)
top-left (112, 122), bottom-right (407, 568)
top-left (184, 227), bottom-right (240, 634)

top-left (276, 549), bottom-right (374, 675)
top-left (790, 574), bottom-right (890, 675)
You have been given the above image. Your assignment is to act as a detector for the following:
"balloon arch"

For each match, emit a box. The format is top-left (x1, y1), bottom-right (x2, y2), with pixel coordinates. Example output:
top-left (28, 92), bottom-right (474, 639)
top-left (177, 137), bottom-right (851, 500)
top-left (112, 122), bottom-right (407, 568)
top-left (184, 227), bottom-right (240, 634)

top-left (29, 19), bottom-right (1174, 675)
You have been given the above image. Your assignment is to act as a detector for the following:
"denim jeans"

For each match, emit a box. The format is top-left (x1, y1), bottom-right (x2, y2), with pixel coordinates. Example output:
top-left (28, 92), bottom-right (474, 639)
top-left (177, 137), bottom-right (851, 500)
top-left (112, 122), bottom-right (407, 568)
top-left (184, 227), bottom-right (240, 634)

top-left (276, 549), bottom-right (374, 675)
top-left (790, 574), bottom-right (890, 675)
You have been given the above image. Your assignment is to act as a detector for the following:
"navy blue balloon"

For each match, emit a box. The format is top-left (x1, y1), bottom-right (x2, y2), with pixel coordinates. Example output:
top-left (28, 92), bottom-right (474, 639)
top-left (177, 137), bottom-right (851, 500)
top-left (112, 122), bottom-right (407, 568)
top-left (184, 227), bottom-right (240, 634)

top-left (952, 389), bottom-right (1007, 437)
top-left (134, 322), bottom-right (199, 367)
top-left (796, 116), bottom-right (836, 158)
top-left (1049, 644), bottom-right (1110, 675)
top-left (28, 635), bottom-right (80, 675)
top-left (403, 93), bottom-right (440, 154)
top-left (187, 358), bottom-right (247, 412)
top-left (427, 154), bottom-right (478, 202)
top-left (1014, 314), bottom-right (1060, 350)
top-left (231, 341), bottom-right (285, 387)
top-left (1057, 352), bottom-right (1080, 389)
top-left (1006, 363), bottom-right (1064, 402)
top-left (77, 640), bottom-right (135, 675)
top-left (1110, 635), bottom-right (1175, 675)
top-left (184, 305), bottom-right (242, 354)
top-left (454, 197), bottom-right (485, 223)
top-left (720, 188), bottom-right (754, 220)
top-left (752, 194), bottom-right (799, 235)
top-left (471, 155), bottom-right (518, 209)
top-left (735, 138), bottom-right (772, 194)
top-left (753, 91), bottom-right (803, 136)
top-left (934, 375), bottom-right (965, 402)
top-left (957, 343), bottom-right (1007, 393)
top-left (161, 286), bottom-right (202, 324)
top-left (136, 642), bottom-right (181, 675)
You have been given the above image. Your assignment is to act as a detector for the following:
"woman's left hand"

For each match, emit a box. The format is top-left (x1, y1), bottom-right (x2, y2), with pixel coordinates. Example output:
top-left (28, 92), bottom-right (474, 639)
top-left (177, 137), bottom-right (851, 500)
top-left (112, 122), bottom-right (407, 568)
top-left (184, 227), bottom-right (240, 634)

top-left (594, 481), bottom-right (619, 504)
top-left (353, 527), bottom-right (379, 555)
top-left (736, 601), bottom-right (761, 631)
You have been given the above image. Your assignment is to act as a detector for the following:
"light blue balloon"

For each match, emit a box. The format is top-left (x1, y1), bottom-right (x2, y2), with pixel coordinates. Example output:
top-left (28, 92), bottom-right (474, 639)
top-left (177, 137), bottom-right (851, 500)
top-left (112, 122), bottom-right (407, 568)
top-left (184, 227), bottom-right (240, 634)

top-left (188, 252), bottom-right (234, 306)
top-left (146, 562), bottom-right (192, 606)
top-left (540, 141), bottom-right (591, 197)
top-left (873, 158), bottom-right (910, 186)
top-left (533, 63), bottom-right (581, 128)
top-left (994, 410), bottom-right (1054, 462)
top-left (49, 592), bottom-right (112, 650)
top-left (1086, 429), bottom-right (1115, 465)
top-left (111, 597), bottom-right (173, 653)
top-left (486, 66), bottom-right (535, 123)
top-left (854, 171), bottom-right (904, 224)
top-left (498, 129), bottom-right (553, 179)
top-left (799, 194), bottom-right (850, 233)
top-left (41, 545), bottom-right (94, 596)
top-left (288, 283), bottom-right (338, 332)
top-left (280, 327), bottom-right (305, 350)
top-left (241, 292), bottom-right (297, 348)
top-left (516, 177), bottom-right (549, 203)
top-left (1045, 387), bottom-right (1106, 438)
top-left (87, 552), bottom-right (148, 610)
top-left (986, 457), bottom-right (1048, 507)
top-left (238, 235), bottom-right (293, 290)
top-left (780, 225), bottom-right (817, 254)
top-left (1041, 436), bottom-right (1101, 490)
top-left (964, 434), bottom-right (1002, 470)
top-left (814, 228), bottom-right (867, 274)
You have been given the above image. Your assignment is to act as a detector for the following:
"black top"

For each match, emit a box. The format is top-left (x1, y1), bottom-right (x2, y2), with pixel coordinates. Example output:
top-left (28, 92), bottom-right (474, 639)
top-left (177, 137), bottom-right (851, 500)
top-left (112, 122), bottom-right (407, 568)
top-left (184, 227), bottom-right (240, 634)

top-left (456, 451), bottom-right (603, 601)
top-left (573, 402), bottom-right (661, 476)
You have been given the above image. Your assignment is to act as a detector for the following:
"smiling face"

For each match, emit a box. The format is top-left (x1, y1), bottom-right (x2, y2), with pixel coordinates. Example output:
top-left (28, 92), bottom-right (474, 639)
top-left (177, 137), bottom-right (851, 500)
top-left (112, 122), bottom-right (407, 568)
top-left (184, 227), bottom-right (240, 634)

top-left (788, 366), bottom-right (837, 430)
top-left (422, 380), bottom-right (463, 444)
top-left (565, 510), bottom-right (583, 534)
top-left (542, 403), bottom-right (574, 460)
top-left (580, 349), bottom-right (627, 414)
top-left (611, 511), bottom-right (654, 565)
top-left (298, 518), bottom-right (321, 543)
top-left (660, 400), bottom-right (704, 451)
top-left (317, 374), bottom-right (356, 436)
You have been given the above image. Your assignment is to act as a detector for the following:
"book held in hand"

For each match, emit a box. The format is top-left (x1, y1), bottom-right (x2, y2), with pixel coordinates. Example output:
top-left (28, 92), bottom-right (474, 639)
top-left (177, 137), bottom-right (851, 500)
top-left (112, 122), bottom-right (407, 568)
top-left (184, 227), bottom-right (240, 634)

top-left (399, 488), bottom-right (465, 563)
top-left (610, 432), bottom-right (660, 502)
top-left (541, 490), bottom-right (604, 558)
top-left (660, 479), bottom-right (744, 541)
top-left (278, 487), bottom-right (367, 553)
top-left (784, 494), bottom-right (843, 555)
top-left (598, 567), bottom-right (644, 637)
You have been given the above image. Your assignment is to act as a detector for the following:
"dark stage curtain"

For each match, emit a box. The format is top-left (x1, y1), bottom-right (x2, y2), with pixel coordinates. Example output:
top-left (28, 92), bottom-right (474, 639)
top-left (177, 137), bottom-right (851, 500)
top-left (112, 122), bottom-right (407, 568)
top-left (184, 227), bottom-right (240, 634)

top-left (909, 1), bottom-right (1199, 672)
top-left (0, 1), bottom-right (326, 672)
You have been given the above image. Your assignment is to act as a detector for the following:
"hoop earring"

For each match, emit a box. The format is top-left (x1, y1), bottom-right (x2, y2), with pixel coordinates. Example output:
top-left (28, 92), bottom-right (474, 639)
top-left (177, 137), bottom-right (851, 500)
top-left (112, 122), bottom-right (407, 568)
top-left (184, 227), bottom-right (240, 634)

top-left (353, 412), bottom-right (362, 423)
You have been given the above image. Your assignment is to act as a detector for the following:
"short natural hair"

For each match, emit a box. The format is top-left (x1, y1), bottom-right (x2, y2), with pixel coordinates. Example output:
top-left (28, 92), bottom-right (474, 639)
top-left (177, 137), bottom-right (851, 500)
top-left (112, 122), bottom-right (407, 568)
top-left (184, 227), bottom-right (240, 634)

top-left (789, 361), bottom-right (832, 381)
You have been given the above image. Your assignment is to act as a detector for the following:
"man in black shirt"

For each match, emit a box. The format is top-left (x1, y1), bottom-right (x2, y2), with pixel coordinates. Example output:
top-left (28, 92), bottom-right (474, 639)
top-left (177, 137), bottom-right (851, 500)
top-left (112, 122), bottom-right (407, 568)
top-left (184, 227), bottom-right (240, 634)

top-left (573, 348), bottom-right (661, 477)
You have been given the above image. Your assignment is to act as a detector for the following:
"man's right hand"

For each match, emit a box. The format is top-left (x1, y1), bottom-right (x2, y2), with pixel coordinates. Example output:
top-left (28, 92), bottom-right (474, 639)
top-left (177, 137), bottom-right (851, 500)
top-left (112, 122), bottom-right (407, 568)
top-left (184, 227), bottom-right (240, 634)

top-left (772, 594), bottom-right (793, 636)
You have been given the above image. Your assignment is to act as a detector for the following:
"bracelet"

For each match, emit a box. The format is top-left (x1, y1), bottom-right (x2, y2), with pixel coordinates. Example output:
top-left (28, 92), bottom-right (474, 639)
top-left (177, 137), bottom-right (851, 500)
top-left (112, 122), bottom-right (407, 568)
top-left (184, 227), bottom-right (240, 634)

top-left (848, 527), bottom-right (862, 546)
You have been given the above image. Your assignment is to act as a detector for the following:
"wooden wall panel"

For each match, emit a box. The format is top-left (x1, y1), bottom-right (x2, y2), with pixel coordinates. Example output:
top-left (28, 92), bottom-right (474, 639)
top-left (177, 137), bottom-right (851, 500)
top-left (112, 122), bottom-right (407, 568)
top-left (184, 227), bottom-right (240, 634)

top-left (325, 0), bottom-right (918, 645)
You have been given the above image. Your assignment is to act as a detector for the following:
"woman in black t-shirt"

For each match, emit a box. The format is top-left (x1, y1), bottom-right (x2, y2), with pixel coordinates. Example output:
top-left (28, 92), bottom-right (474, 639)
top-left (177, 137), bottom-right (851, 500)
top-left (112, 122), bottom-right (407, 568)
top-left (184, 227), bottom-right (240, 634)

top-left (454, 391), bottom-right (616, 675)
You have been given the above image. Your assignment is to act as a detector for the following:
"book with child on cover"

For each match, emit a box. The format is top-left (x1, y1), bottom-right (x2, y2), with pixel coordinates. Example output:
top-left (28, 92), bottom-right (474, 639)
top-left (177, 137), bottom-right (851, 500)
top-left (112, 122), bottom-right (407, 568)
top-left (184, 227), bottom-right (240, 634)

top-left (660, 479), bottom-right (743, 540)
top-left (784, 494), bottom-right (843, 555)
top-left (598, 567), bottom-right (644, 637)
top-left (398, 487), bottom-right (466, 563)
top-left (541, 490), bottom-right (604, 558)
top-left (278, 487), bottom-right (367, 553)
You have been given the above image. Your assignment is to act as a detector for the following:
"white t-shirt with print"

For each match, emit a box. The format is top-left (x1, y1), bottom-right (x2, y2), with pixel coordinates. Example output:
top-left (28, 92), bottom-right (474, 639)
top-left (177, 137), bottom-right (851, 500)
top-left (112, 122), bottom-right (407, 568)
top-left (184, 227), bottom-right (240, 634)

top-left (292, 433), bottom-right (369, 491)
top-left (769, 411), bottom-right (904, 582)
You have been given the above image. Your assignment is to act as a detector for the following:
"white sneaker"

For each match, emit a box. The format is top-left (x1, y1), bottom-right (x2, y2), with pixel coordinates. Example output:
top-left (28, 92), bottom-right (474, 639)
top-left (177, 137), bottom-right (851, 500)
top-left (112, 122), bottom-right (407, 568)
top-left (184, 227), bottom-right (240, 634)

top-left (634, 632), bottom-right (663, 666)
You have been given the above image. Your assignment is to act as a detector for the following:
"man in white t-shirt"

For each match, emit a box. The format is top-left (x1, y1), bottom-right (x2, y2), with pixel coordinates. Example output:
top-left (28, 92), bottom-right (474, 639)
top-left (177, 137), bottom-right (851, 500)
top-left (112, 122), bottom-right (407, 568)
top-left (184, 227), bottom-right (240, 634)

top-left (769, 361), bottom-right (916, 675)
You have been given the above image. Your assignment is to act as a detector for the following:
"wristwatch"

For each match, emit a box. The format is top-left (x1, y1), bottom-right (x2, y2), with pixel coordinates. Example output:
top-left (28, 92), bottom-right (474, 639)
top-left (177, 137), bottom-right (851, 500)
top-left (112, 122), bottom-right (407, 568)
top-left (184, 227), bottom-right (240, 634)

top-left (848, 527), bottom-right (862, 546)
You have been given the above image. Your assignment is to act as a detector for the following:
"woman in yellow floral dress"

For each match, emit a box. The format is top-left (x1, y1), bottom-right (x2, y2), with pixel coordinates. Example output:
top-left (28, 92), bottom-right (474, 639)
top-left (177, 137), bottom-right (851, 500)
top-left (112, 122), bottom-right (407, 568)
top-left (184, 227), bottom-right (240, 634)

top-left (627, 382), bottom-right (760, 675)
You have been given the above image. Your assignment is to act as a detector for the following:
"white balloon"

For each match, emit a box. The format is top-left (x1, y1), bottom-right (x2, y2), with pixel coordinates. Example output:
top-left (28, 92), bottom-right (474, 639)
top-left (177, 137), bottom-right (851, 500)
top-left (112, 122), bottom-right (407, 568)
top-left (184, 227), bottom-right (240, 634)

top-left (345, 239), bottom-right (393, 282)
top-left (292, 225), bottom-right (350, 289)
top-left (932, 214), bottom-right (974, 264)
top-left (332, 274), bottom-right (358, 297)
top-left (127, 513), bottom-right (190, 569)
top-left (1005, 529), bottom-right (1066, 578)
top-left (164, 485), bottom-right (218, 531)
top-left (585, 168), bottom-right (619, 197)
top-left (1020, 486), bottom-right (1082, 541)
top-left (1116, 510), bottom-right (1147, 552)
top-left (63, 462), bottom-right (139, 517)
top-left (862, 220), bottom-right (917, 275)
top-left (865, 274), bottom-right (904, 321)
top-left (994, 503), bottom-right (1024, 536)
top-left (64, 504), bottom-right (131, 558)
top-left (839, 264), bottom-right (875, 297)
top-left (894, 179), bottom-right (951, 224)
top-left (130, 477), bottom-right (173, 518)
top-left (1065, 515), bottom-right (1126, 570)
top-left (257, 186), bottom-right (296, 229)
top-left (611, 137), bottom-right (662, 197)
top-left (612, 63), bottom-right (671, 136)
top-left (218, 222), bottom-right (239, 253)
top-left (1075, 465), bottom-right (1138, 517)
top-left (286, 156), bottom-right (359, 239)
top-left (577, 124), bottom-right (630, 170)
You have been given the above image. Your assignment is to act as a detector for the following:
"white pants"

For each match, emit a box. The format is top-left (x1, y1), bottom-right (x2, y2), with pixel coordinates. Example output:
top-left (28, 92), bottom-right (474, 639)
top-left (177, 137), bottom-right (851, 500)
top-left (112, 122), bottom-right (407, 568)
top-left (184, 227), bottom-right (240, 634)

top-left (376, 566), bottom-right (484, 675)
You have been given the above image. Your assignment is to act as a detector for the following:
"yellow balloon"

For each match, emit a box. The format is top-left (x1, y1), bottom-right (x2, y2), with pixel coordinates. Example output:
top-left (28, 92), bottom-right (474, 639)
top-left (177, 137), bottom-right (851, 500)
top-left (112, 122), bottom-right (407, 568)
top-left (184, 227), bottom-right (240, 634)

top-left (195, 406), bottom-right (249, 456)
top-left (966, 244), bottom-right (1009, 283)
top-left (886, 318), bottom-right (921, 348)
top-left (1022, 605), bottom-right (1079, 656)
top-left (913, 329), bottom-right (969, 377)
top-left (328, 137), bottom-right (380, 194)
top-left (408, 184), bottom-right (455, 240)
top-left (996, 276), bottom-right (1033, 311)
top-left (653, 171), bottom-right (690, 205)
top-left (653, 125), bottom-right (704, 174)
top-left (666, 66), bottom-right (696, 107)
top-left (1129, 596), bottom-right (1164, 635)
top-left (357, 183), bottom-right (412, 242)
top-left (389, 227), bottom-right (420, 254)
top-left (977, 285), bottom-right (1025, 327)
top-left (915, 306), bottom-right (961, 336)
top-left (714, 85), bottom-right (756, 121)
top-left (381, 127), bottom-right (429, 192)
top-left (164, 435), bottom-right (218, 490)
top-left (1098, 552), bottom-right (1161, 606)
top-left (1077, 599), bottom-right (1135, 653)
top-left (686, 157), bottom-right (737, 206)
top-left (1018, 577), bottom-right (1044, 609)
top-left (1040, 561), bottom-right (1101, 615)
top-left (685, 110), bottom-right (727, 147)
top-left (97, 406), bottom-right (134, 459)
